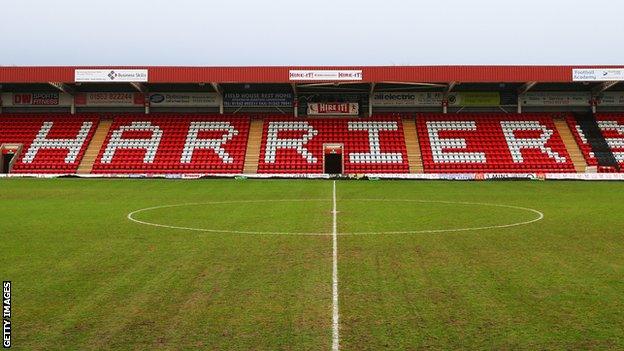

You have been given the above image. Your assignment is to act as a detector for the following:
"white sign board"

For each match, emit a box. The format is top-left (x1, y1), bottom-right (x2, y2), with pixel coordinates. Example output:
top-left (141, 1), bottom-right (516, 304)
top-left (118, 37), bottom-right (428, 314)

top-left (75, 69), bottom-right (148, 82)
top-left (572, 68), bottom-right (624, 82)
top-left (289, 70), bottom-right (363, 81)
top-left (148, 93), bottom-right (221, 107)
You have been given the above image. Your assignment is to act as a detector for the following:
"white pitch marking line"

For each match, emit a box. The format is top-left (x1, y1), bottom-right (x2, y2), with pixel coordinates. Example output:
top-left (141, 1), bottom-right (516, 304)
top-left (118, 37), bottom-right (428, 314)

top-left (127, 199), bottom-right (545, 236)
top-left (331, 180), bottom-right (340, 351)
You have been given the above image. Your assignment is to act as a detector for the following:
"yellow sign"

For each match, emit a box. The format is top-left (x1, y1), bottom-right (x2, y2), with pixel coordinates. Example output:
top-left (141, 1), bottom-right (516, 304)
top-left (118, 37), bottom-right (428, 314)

top-left (452, 92), bottom-right (500, 107)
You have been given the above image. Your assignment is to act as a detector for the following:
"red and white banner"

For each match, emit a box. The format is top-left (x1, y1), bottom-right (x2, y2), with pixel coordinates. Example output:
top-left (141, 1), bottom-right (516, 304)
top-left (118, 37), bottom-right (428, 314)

top-left (74, 92), bottom-right (144, 107)
top-left (307, 103), bottom-right (359, 116)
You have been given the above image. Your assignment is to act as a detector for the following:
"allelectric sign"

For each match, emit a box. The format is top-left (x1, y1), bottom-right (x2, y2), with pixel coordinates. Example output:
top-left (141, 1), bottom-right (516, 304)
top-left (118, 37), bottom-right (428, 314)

top-left (289, 70), bottom-right (363, 81)
top-left (572, 68), bottom-right (624, 82)
top-left (75, 69), bottom-right (148, 82)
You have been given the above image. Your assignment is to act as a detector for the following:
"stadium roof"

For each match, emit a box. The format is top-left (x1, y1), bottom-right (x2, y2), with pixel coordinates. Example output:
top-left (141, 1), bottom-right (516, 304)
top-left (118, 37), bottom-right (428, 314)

top-left (0, 65), bottom-right (622, 84)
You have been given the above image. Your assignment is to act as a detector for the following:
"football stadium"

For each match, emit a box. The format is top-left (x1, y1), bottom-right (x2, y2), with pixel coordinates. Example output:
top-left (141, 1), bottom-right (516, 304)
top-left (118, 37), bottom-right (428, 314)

top-left (1, 65), bottom-right (624, 350)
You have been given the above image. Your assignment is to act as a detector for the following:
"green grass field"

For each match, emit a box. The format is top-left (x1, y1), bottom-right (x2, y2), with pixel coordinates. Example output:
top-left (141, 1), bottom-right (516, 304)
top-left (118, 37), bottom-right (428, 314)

top-left (2, 178), bottom-right (624, 350)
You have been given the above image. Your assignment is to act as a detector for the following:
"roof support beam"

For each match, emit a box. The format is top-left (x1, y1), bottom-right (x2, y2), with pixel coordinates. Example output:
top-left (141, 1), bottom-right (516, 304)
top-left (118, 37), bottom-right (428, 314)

top-left (49, 82), bottom-right (75, 95)
top-left (369, 83), bottom-right (376, 117)
top-left (49, 82), bottom-right (75, 114)
top-left (210, 82), bottom-right (223, 95)
top-left (211, 82), bottom-right (224, 114)
top-left (291, 83), bottom-right (298, 117)
top-left (445, 81), bottom-right (457, 93)
top-left (592, 81), bottom-right (619, 95)
top-left (130, 82), bottom-right (147, 93)
top-left (441, 82), bottom-right (457, 114)
top-left (517, 81), bottom-right (537, 95)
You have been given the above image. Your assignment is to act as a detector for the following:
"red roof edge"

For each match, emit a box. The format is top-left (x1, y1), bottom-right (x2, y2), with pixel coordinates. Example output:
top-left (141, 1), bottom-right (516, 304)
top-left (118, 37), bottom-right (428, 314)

top-left (0, 65), bottom-right (620, 84)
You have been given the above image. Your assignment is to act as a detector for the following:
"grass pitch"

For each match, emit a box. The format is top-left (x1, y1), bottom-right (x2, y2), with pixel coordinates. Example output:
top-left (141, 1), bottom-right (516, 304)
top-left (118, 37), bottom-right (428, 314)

top-left (1, 178), bottom-right (624, 350)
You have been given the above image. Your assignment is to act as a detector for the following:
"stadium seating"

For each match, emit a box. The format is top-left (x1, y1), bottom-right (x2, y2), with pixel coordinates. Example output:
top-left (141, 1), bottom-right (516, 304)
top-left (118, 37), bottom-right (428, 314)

top-left (90, 115), bottom-right (250, 173)
top-left (565, 115), bottom-right (599, 167)
top-left (595, 114), bottom-right (624, 171)
top-left (416, 113), bottom-right (575, 173)
top-left (567, 114), bottom-right (624, 172)
top-left (257, 117), bottom-right (409, 173)
top-left (0, 115), bottom-right (98, 173)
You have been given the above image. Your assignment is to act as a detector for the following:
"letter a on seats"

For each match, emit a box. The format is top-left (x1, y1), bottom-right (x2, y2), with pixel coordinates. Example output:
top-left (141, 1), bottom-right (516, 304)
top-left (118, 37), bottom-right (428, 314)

top-left (264, 121), bottom-right (318, 163)
top-left (500, 121), bottom-right (567, 163)
top-left (101, 121), bottom-right (163, 164)
top-left (181, 121), bottom-right (239, 164)
top-left (23, 121), bottom-right (94, 163)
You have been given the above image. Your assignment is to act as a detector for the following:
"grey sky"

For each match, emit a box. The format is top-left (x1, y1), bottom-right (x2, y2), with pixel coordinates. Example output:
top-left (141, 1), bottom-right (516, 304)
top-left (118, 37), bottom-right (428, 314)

top-left (2, 0), bottom-right (622, 66)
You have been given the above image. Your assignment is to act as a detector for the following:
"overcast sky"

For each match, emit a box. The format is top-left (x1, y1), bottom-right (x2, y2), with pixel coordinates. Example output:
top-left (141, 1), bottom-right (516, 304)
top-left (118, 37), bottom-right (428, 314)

top-left (2, 0), bottom-right (622, 66)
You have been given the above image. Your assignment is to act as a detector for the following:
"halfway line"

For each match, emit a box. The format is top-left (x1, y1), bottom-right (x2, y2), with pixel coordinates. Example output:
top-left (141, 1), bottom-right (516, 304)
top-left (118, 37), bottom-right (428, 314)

top-left (331, 180), bottom-right (340, 351)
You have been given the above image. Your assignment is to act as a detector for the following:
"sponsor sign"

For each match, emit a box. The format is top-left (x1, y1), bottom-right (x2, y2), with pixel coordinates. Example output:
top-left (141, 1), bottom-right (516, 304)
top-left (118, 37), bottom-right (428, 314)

top-left (372, 92), bottom-right (500, 107)
top-left (572, 68), bottom-right (624, 81)
top-left (598, 92), bottom-right (624, 106)
top-left (74, 92), bottom-right (144, 106)
top-left (75, 69), bottom-right (148, 82)
top-left (455, 92), bottom-right (500, 107)
top-left (307, 103), bottom-right (359, 115)
top-left (223, 92), bottom-right (293, 107)
top-left (289, 70), bottom-right (363, 81)
top-left (372, 92), bottom-right (444, 106)
top-left (520, 92), bottom-right (591, 106)
top-left (1, 93), bottom-right (73, 107)
top-left (484, 173), bottom-right (537, 180)
top-left (149, 93), bottom-right (221, 107)
top-left (13, 92), bottom-right (59, 105)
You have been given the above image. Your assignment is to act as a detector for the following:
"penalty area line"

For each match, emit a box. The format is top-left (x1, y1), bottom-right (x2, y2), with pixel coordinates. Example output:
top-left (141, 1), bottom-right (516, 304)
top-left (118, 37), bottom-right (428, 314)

top-left (331, 180), bottom-right (340, 351)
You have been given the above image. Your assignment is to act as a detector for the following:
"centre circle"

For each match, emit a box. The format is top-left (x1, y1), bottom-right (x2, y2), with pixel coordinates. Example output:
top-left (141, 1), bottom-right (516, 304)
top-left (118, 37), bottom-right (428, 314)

top-left (127, 199), bottom-right (543, 235)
